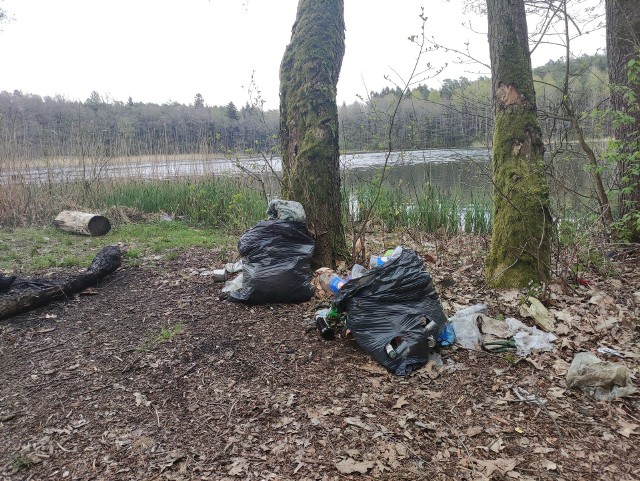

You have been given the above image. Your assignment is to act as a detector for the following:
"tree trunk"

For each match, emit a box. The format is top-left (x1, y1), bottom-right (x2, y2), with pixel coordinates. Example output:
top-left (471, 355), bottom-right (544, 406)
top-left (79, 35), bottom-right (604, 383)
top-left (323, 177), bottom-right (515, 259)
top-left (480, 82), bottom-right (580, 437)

top-left (279, 0), bottom-right (347, 268)
top-left (53, 210), bottom-right (112, 236)
top-left (0, 245), bottom-right (121, 320)
top-left (485, 0), bottom-right (553, 287)
top-left (606, 0), bottom-right (640, 241)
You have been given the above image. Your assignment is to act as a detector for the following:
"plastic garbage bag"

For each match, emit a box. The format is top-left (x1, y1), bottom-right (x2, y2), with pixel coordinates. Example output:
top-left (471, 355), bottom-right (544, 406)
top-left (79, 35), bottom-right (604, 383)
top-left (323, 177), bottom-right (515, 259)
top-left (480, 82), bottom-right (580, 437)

top-left (228, 220), bottom-right (315, 304)
top-left (333, 248), bottom-right (447, 376)
top-left (267, 199), bottom-right (307, 223)
top-left (506, 317), bottom-right (557, 356)
top-left (437, 323), bottom-right (456, 346)
top-left (448, 304), bottom-right (487, 350)
top-left (222, 273), bottom-right (243, 293)
top-left (566, 352), bottom-right (637, 401)
top-left (225, 260), bottom-right (243, 273)
top-left (450, 315), bottom-right (483, 350)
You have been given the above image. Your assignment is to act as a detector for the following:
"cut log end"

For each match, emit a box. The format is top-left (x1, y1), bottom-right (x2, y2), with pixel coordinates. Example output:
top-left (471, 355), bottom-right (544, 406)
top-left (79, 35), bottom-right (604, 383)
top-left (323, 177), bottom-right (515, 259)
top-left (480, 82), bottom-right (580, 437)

top-left (54, 211), bottom-right (112, 236)
top-left (87, 216), bottom-right (112, 236)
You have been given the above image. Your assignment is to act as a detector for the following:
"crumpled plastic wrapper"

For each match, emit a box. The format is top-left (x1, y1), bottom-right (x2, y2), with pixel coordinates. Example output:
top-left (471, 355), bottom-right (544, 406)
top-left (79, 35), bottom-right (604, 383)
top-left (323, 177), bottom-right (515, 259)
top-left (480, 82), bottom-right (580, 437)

top-left (566, 351), bottom-right (637, 401)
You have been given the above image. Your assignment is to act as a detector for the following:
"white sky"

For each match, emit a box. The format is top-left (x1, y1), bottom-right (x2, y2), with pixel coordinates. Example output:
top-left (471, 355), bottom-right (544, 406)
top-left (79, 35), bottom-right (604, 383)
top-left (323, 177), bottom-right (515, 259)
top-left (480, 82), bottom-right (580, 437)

top-left (0, 0), bottom-right (606, 110)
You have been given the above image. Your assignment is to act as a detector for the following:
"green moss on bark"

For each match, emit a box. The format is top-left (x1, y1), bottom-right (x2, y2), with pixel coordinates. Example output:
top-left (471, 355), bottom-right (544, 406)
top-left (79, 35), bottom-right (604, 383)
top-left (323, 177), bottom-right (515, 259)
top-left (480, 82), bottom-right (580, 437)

top-left (486, 0), bottom-right (552, 288)
top-left (486, 106), bottom-right (552, 288)
top-left (279, 0), bottom-right (347, 267)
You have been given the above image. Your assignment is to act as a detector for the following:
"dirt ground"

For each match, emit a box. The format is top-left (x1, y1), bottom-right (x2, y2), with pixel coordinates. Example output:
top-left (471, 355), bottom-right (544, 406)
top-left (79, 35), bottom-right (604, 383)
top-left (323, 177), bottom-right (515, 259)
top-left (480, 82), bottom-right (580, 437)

top-left (1, 234), bottom-right (639, 481)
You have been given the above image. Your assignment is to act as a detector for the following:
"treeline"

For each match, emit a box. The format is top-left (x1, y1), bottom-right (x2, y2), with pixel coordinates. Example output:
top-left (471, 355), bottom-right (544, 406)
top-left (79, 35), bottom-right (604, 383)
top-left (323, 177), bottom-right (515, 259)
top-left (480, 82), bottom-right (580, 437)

top-left (0, 54), bottom-right (610, 161)
top-left (0, 92), bottom-right (279, 160)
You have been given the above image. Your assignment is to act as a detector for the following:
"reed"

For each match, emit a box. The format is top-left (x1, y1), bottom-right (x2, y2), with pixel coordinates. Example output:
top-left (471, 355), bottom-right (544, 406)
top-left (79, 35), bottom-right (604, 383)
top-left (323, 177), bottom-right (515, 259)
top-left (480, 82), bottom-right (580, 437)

top-left (346, 182), bottom-right (492, 235)
top-left (102, 177), bottom-right (266, 232)
top-left (2, 154), bottom-right (491, 235)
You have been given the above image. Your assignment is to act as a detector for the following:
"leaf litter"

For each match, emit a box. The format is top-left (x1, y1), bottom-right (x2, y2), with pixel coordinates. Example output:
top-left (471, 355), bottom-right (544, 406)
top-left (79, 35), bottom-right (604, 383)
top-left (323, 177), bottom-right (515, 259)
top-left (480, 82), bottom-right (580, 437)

top-left (0, 236), bottom-right (639, 480)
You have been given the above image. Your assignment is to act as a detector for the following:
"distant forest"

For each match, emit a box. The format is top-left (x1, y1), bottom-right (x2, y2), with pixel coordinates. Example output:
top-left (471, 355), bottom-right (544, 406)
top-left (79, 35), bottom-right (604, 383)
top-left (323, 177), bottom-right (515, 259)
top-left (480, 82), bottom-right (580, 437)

top-left (0, 54), bottom-right (609, 161)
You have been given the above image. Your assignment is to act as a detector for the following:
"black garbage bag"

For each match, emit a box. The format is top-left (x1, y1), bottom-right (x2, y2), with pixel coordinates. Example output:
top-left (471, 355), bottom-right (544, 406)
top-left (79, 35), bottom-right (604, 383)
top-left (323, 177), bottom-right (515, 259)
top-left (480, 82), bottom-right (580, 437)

top-left (333, 248), bottom-right (447, 376)
top-left (228, 220), bottom-right (315, 304)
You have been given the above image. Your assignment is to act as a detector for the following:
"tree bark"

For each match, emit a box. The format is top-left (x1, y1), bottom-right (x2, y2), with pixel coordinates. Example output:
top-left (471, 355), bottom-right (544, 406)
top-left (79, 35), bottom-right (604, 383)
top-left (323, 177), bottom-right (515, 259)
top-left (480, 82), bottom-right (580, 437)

top-left (485, 0), bottom-right (553, 287)
top-left (279, 0), bottom-right (347, 268)
top-left (53, 211), bottom-right (111, 236)
top-left (0, 245), bottom-right (122, 320)
top-left (606, 0), bottom-right (640, 241)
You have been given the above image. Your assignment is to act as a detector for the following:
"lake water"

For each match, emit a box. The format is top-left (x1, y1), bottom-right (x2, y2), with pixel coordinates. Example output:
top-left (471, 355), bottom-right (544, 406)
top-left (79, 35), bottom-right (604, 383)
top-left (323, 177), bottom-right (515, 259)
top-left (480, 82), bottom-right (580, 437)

top-left (4, 148), bottom-right (493, 197)
top-left (340, 149), bottom-right (492, 199)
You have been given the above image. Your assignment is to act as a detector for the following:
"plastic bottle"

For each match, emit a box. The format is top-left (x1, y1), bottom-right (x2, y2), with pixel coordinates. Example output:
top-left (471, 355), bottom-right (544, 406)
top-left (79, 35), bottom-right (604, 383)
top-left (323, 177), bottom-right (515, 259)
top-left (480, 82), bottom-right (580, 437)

top-left (319, 271), bottom-right (346, 293)
top-left (369, 246), bottom-right (403, 269)
top-left (350, 264), bottom-right (368, 279)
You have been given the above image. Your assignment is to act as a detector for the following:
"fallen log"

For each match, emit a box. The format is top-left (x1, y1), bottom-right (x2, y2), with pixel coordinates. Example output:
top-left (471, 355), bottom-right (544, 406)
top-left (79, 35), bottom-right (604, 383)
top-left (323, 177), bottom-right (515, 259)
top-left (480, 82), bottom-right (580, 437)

top-left (53, 210), bottom-right (112, 236)
top-left (0, 245), bottom-right (122, 320)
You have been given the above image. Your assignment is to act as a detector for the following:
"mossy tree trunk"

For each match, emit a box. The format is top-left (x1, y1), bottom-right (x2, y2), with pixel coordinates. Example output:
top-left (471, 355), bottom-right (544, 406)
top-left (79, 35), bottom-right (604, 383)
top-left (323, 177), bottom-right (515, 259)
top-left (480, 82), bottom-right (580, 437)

top-left (606, 0), bottom-right (640, 241)
top-left (279, 0), bottom-right (347, 268)
top-left (485, 0), bottom-right (552, 288)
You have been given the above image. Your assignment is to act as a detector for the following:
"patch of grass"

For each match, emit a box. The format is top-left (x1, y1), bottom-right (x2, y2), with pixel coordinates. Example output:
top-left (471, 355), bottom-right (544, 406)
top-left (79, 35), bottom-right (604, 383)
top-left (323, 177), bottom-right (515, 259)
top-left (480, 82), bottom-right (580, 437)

top-left (11, 455), bottom-right (33, 471)
top-left (0, 221), bottom-right (234, 274)
top-left (346, 180), bottom-right (492, 234)
top-left (102, 177), bottom-right (266, 233)
top-left (137, 322), bottom-right (185, 351)
top-left (157, 322), bottom-right (184, 342)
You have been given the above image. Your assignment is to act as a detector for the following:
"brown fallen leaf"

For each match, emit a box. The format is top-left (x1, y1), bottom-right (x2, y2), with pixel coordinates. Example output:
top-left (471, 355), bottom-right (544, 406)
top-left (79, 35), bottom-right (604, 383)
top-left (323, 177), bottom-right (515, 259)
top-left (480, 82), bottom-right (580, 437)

top-left (465, 426), bottom-right (483, 437)
top-left (345, 417), bottom-right (373, 431)
top-left (617, 420), bottom-right (639, 438)
top-left (228, 457), bottom-right (247, 476)
top-left (541, 459), bottom-right (557, 471)
top-left (335, 458), bottom-right (375, 474)
top-left (392, 396), bottom-right (409, 409)
top-left (489, 437), bottom-right (505, 453)
top-left (475, 457), bottom-right (518, 476)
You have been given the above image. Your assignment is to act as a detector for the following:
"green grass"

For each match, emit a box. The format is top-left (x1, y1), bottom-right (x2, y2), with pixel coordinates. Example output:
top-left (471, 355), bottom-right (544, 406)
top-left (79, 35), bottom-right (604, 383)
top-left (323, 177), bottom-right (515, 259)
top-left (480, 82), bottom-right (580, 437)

top-left (1, 167), bottom-right (493, 277)
top-left (102, 177), bottom-right (266, 233)
top-left (345, 182), bottom-right (492, 234)
top-left (136, 321), bottom-right (185, 352)
top-left (0, 221), bottom-right (234, 274)
top-left (157, 322), bottom-right (184, 342)
top-left (10, 455), bottom-right (33, 471)
top-left (1, 174), bottom-right (268, 234)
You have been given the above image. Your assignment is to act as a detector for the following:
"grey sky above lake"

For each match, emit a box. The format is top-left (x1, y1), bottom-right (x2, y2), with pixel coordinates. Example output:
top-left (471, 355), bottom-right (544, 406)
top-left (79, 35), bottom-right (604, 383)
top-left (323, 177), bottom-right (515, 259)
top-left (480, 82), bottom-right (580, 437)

top-left (0, 0), bottom-right (606, 109)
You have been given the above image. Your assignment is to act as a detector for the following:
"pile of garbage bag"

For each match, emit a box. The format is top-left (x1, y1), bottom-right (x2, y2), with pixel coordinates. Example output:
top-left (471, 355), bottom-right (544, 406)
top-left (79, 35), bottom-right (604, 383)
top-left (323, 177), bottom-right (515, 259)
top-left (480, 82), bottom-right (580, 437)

top-left (448, 303), bottom-right (557, 356)
top-left (332, 248), bottom-right (448, 376)
top-left (227, 199), bottom-right (315, 304)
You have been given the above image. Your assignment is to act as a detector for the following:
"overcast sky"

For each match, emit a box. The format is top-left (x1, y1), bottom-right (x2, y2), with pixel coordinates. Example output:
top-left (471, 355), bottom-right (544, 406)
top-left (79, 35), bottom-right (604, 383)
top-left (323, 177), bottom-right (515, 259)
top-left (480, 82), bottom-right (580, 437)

top-left (0, 0), bottom-right (606, 110)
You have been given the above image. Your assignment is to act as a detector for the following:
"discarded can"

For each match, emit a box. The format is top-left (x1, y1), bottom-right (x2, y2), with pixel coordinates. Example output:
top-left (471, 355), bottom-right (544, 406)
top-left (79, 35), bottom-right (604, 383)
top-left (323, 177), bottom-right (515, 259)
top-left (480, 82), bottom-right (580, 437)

top-left (424, 319), bottom-right (437, 334)
top-left (212, 269), bottom-right (228, 282)
top-left (385, 337), bottom-right (409, 359)
top-left (385, 342), bottom-right (398, 359)
top-left (315, 314), bottom-right (335, 341)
